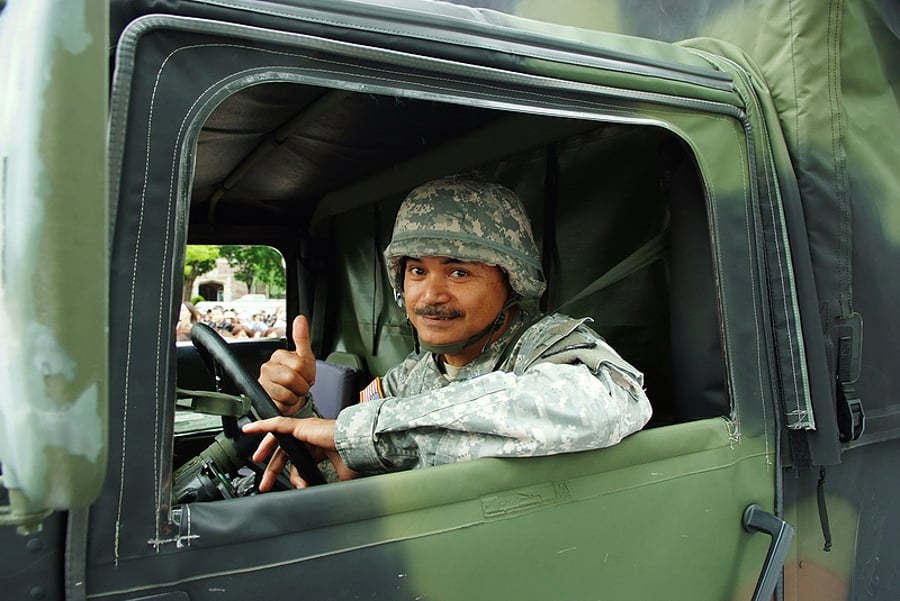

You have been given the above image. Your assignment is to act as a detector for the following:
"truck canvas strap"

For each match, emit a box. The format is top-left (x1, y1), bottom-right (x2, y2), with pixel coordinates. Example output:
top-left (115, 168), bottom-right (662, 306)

top-left (834, 315), bottom-right (865, 443)
top-left (554, 227), bottom-right (669, 315)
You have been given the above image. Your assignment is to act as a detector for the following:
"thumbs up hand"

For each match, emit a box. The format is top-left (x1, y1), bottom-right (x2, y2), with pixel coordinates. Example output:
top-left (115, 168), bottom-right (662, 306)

top-left (258, 315), bottom-right (318, 415)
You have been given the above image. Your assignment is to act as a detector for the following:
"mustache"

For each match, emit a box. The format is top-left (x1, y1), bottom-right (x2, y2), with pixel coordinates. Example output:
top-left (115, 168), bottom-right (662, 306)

top-left (414, 305), bottom-right (464, 319)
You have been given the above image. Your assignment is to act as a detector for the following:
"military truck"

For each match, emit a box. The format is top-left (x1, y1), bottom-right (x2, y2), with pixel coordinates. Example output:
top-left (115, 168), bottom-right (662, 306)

top-left (1, 0), bottom-right (897, 599)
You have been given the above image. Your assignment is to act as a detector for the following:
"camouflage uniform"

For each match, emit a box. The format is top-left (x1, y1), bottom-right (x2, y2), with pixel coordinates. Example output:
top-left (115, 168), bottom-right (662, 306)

top-left (329, 176), bottom-right (652, 474)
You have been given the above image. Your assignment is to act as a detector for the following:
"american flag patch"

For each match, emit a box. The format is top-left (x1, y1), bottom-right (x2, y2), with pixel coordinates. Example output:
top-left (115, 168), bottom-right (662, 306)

top-left (359, 377), bottom-right (384, 403)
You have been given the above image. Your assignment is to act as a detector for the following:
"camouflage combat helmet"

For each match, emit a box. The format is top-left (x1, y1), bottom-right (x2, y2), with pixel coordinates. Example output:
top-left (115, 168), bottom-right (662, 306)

top-left (384, 175), bottom-right (546, 301)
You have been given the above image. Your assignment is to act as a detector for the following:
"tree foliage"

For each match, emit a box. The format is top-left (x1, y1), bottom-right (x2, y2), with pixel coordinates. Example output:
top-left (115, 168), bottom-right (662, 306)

top-left (219, 245), bottom-right (286, 298)
top-left (183, 245), bottom-right (219, 300)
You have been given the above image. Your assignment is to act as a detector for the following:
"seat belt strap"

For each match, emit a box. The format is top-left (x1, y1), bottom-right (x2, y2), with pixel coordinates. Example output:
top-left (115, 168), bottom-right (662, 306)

top-left (309, 271), bottom-right (328, 350)
top-left (554, 228), bottom-right (669, 314)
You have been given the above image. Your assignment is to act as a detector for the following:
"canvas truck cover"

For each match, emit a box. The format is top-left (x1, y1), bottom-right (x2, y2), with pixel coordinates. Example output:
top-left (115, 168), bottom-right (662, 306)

top-left (0, 0), bottom-right (892, 597)
top-left (97, 1), bottom-right (893, 596)
top-left (0, 0), bottom-right (109, 530)
top-left (470, 0), bottom-right (900, 460)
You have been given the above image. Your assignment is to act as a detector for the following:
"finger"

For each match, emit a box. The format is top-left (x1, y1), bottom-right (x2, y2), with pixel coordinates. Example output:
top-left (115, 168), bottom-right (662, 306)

top-left (289, 465), bottom-right (308, 489)
top-left (243, 416), bottom-right (303, 438)
top-left (259, 350), bottom-right (312, 392)
top-left (258, 360), bottom-right (309, 413)
top-left (246, 416), bottom-right (339, 451)
top-left (291, 316), bottom-right (317, 389)
top-left (251, 432), bottom-right (279, 464)
top-left (259, 381), bottom-right (301, 411)
top-left (291, 315), bottom-right (312, 358)
top-left (258, 449), bottom-right (287, 493)
top-left (259, 459), bottom-right (279, 492)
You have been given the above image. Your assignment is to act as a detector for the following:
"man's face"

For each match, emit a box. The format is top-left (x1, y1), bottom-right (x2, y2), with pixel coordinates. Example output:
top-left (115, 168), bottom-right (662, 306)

top-left (403, 256), bottom-right (510, 365)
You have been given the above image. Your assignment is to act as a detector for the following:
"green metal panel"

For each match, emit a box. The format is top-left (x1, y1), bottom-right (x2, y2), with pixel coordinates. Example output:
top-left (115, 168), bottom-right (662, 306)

top-left (0, 0), bottom-right (108, 531)
top-left (88, 419), bottom-right (774, 600)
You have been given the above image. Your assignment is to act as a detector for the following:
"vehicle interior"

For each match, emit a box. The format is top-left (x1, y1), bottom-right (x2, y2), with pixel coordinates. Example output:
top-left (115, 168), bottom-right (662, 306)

top-left (171, 80), bottom-right (728, 500)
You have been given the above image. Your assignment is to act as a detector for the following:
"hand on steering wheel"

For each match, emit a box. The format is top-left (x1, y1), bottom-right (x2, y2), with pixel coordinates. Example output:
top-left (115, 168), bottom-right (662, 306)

top-left (190, 322), bottom-right (326, 486)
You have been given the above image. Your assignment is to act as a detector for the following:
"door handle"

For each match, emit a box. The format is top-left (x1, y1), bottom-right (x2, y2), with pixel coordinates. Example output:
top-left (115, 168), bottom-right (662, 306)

top-left (742, 504), bottom-right (795, 601)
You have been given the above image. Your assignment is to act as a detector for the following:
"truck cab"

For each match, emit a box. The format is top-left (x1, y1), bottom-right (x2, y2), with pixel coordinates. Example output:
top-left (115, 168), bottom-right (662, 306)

top-left (2, 1), bottom-right (898, 599)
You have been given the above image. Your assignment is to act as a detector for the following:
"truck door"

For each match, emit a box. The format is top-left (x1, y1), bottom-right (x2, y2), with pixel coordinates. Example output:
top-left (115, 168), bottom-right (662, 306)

top-left (83, 2), bottom-right (801, 600)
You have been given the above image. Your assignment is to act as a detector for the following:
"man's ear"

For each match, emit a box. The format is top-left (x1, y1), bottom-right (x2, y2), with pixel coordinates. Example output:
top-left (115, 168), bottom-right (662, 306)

top-left (394, 257), bottom-right (408, 307)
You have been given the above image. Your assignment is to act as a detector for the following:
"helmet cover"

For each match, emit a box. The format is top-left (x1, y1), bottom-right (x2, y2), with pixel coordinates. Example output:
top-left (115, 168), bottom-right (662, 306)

top-left (384, 176), bottom-right (546, 300)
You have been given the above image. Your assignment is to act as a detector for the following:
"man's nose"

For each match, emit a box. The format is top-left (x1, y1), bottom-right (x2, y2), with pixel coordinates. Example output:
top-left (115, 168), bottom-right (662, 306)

top-left (420, 275), bottom-right (451, 303)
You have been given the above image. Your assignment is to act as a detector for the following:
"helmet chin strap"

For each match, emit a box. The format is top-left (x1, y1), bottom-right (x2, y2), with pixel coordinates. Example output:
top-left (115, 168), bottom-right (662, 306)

top-left (412, 298), bottom-right (519, 358)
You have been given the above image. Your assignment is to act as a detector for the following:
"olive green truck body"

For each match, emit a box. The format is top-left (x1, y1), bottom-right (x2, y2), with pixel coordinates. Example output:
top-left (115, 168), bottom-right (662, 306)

top-left (1, 1), bottom-right (897, 599)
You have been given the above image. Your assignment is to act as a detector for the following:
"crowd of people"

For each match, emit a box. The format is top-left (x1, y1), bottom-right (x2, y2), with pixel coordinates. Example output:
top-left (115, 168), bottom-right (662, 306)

top-left (177, 301), bottom-right (287, 342)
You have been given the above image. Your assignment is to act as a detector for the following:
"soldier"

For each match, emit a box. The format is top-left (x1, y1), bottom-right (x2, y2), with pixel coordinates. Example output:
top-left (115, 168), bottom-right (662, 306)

top-left (243, 175), bottom-right (652, 489)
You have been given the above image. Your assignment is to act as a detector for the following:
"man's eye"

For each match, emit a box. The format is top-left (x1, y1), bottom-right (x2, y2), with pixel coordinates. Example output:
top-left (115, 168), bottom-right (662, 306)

top-left (450, 269), bottom-right (469, 278)
top-left (408, 266), bottom-right (424, 276)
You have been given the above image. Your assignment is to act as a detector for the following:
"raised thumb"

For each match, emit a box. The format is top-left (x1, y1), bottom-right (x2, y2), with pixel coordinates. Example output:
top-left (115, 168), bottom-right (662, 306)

top-left (291, 314), bottom-right (313, 357)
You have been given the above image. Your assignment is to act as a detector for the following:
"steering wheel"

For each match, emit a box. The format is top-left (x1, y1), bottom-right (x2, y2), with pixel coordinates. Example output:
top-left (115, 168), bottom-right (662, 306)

top-left (190, 322), bottom-right (326, 486)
